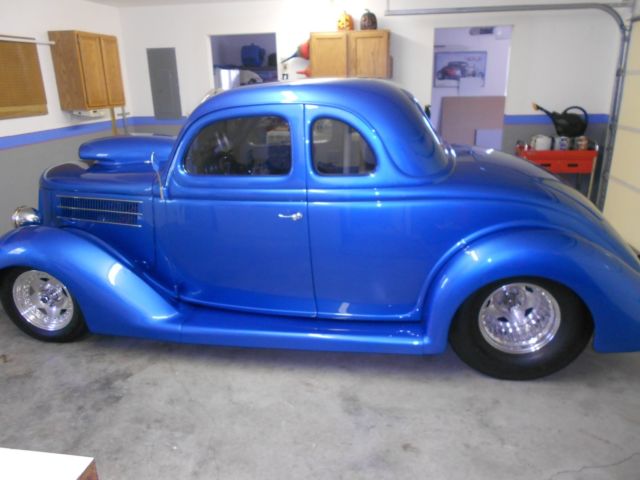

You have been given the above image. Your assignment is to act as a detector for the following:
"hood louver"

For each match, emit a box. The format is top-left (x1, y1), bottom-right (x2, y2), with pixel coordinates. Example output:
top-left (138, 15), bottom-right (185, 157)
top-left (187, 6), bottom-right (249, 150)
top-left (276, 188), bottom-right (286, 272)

top-left (56, 196), bottom-right (142, 227)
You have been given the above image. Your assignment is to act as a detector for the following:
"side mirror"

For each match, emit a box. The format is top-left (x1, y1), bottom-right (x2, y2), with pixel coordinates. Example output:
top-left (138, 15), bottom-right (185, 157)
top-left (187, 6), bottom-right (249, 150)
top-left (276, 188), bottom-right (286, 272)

top-left (150, 152), bottom-right (165, 201)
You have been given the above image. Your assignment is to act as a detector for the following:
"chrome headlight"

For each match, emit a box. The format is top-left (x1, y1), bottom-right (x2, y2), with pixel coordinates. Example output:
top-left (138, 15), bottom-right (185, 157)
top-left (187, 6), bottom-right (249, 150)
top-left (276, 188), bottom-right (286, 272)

top-left (12, 206), bottom-right (41, 228)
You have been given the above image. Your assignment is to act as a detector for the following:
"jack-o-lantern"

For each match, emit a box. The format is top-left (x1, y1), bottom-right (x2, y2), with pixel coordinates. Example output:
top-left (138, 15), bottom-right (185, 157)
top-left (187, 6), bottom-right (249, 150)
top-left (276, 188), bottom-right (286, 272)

top-left (337, 11), bottom-right (354, 31)
top-left (360, 9), bottom-right (377, 30)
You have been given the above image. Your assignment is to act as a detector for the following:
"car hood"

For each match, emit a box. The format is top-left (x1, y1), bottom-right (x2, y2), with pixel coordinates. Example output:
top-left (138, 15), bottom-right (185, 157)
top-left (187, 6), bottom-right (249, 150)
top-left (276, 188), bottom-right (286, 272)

top-left (79, 135), bottom-right (175, 168)
top-left (447, 145), bottom-right (640, 270)
top-left (42, 135), bottom-right (177, 196)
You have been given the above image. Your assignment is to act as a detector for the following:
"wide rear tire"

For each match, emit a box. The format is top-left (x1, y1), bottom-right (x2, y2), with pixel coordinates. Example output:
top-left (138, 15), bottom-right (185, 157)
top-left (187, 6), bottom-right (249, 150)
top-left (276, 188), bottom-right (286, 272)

top-left (449, 277), bottom-right (593, 380)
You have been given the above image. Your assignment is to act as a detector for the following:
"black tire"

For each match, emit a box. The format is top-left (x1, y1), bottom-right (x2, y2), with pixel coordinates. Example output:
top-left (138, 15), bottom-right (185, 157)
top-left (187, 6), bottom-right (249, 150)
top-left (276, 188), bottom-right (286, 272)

top-left (449, 277), bottom-right (593, 380)
top-left (1, 267), bottom-right (87, 342)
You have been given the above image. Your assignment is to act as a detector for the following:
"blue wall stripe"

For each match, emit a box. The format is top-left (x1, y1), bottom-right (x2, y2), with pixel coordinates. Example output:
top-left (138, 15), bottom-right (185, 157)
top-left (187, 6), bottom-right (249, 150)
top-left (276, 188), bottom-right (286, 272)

top-left (127, 116), bottom-right (187, 126)
top-left (504, 113), bottom-right (609, 125)
top-left (0, 116), bottom-right (187, 150)
top-left (1, 113), bottom-right (609, 150)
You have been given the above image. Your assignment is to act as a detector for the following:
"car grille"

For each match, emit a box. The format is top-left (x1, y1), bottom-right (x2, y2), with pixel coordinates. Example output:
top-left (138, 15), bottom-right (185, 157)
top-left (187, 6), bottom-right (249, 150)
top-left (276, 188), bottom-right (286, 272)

top-left (56, 196), bottom-right (142, 227)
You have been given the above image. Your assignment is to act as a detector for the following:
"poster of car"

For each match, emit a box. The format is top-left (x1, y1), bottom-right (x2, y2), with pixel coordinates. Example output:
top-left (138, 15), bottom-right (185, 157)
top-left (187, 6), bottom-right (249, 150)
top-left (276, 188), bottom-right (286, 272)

top-left (433, 51), bottom-right (487, 87)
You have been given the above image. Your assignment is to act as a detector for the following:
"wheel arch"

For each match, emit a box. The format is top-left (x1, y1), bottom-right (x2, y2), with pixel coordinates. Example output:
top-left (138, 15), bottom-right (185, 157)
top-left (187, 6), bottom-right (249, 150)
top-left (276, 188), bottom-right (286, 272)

top-left (421, 227), bottom-right (640, 354)
top-left (0, 226), bottom-right (181, 340)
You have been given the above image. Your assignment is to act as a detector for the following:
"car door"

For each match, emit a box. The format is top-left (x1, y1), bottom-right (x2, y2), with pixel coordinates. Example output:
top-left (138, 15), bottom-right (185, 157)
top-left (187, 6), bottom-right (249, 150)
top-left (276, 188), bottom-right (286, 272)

top-left (305, 105), bottom-right (433, 322)
top-left (157, 104), bottom-right (316, 317)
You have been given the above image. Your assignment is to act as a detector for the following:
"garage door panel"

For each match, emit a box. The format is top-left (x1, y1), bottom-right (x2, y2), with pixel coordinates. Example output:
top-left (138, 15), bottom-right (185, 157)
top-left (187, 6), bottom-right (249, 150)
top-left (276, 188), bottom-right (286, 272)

top-left (618, 75), bottom-right (640, 127)
top-left (604, 20), bottom-right (639, 250)
top-left (628, 27), bottom-right (640, 71)
top-left (609, 129), bottom-right (640, 188)
top-left (604, 181), bottom-right (640, 250)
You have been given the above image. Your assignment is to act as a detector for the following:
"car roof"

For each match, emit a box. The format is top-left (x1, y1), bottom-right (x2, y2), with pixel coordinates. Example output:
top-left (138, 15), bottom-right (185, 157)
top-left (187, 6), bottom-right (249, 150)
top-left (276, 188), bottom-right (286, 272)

top-left (185, 78), bottom-right (449, 178)
top-left (191, 78), bottom-right (408, 117)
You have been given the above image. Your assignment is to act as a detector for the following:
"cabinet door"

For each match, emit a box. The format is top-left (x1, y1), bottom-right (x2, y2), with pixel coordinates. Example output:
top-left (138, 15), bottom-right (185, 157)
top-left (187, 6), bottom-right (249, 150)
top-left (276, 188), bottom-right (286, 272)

top-left (348, 30), bottom-right (390, 78)
top-left (100, 35), bottom-right (125, 106)
top-left (310, 33), bottom-right (348, 77)
top-left (76, 33), bottom-right (109, 108)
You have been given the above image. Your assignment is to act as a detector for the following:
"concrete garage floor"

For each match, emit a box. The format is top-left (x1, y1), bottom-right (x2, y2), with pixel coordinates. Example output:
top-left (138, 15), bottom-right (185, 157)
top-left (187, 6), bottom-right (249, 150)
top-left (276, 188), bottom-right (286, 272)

top-left (1, 309), bottom-right (639, 480)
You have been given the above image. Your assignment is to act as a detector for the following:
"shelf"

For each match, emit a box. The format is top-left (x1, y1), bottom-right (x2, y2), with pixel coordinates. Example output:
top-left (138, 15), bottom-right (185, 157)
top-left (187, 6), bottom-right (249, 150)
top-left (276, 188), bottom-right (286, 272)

top-left (515, 147), bottom-right (597, 174)
top-left (214, 64), bottom-right (276, 72)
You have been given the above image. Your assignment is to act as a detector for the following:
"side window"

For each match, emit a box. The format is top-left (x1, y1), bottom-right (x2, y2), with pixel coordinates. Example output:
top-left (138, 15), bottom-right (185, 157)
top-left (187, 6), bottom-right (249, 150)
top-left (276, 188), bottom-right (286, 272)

top-left (312, 118), bottom-right (377, 175)
top-left (184, 116), bottom-right (291, 176)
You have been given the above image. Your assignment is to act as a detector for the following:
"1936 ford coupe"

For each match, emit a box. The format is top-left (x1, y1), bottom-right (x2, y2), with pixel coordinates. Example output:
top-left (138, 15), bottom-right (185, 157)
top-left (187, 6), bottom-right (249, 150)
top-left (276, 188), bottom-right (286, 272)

top-left (1, 79), bottom-right (639, 380)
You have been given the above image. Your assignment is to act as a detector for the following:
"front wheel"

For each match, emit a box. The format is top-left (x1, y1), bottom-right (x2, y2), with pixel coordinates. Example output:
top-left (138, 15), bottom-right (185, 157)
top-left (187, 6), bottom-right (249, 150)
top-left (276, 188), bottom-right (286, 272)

top-left (1, 268), bottom-right (86, 342)
top-left (449, 278), bottom-right (593, 380)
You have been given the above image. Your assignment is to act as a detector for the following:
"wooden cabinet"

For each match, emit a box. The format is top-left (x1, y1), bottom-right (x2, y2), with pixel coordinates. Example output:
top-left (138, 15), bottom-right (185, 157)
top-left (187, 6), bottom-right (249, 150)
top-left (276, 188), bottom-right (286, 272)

top-left (100, 36), bottom-right (125, 106)
top-left (309, 33), bottom-right (349, 77)
top-left (348, 30), bottom-right (390, 78)
top-left (310, 30), bottom-right (390, 79)
top-left (48, 30), bottom-right (125, 110)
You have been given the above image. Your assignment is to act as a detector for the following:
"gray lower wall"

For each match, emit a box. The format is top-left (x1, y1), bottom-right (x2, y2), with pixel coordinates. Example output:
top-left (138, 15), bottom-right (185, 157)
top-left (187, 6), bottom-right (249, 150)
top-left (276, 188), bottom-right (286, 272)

top-left (129, 125), bottom-right (182, 136)
top-left (0, 125), bottom-right (182, 234)
top-left (0, 133), bottom-right (103, 234)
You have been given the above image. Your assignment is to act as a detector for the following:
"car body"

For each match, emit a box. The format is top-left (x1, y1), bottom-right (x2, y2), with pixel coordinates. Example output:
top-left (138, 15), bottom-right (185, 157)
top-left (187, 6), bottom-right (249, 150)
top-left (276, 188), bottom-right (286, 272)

top-left (436, 61), bottom-right (477, 80)
top-left (1, 78), bottom-right (639, 379)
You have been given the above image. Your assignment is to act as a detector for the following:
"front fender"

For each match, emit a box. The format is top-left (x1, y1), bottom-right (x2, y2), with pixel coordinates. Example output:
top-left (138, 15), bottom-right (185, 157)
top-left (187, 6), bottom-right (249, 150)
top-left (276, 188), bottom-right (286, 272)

top-left (0, 226), bottom-right (181, 339)
top-left (423, 228), bottom-right (640, 354)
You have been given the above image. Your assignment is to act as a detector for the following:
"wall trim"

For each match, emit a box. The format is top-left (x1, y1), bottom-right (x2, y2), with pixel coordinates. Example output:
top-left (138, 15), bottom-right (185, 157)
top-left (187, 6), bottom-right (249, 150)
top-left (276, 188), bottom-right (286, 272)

top-left (0, 116), bottom-right (187, 150)
top-left (504, 113), bottom-right (610, 125)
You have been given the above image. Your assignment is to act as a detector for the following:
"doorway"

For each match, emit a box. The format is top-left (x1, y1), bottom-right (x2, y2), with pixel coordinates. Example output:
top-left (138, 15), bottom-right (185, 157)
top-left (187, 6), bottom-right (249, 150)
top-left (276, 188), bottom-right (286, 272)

top-left (147, 48), bottom-right (182, 120)
top-left (210, 33), bottom-right (278, 91)
top-left (431, 26), bottom-right (512, 149)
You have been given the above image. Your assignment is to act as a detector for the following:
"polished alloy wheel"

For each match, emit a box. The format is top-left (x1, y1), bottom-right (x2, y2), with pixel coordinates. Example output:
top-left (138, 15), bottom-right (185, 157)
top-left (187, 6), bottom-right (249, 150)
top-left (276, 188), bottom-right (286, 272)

top-left (478, 282), bottom-right (561, 354)
top-left (12, 270), bottom-right (74, 331)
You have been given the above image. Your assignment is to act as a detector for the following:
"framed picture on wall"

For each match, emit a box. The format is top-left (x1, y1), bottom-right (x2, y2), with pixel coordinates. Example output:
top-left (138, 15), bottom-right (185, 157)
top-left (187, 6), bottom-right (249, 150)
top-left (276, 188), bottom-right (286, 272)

top-left (434, 51), bottom-right (487, 87)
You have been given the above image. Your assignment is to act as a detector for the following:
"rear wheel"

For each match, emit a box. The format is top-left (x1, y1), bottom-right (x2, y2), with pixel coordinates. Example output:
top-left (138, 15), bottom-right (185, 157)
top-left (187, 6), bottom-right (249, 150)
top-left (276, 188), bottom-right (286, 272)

top-left (449, 278), bottom-right (592, 380)
top-left (1, 268), bottom-right (86, 342)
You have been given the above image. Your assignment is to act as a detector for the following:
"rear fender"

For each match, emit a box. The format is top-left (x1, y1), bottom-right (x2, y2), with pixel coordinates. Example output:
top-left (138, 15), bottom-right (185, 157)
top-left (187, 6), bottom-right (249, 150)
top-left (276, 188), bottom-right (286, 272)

top-left (423, 228), bottom-right (640, 354)
top-left (0, 226), bottom-right (180, 339)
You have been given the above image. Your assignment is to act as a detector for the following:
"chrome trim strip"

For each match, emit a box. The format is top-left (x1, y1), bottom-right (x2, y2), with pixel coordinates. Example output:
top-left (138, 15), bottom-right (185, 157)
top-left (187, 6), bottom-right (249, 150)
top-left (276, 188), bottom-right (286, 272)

top-left (57, 206), bottom-right (142, 216)
top-left (56, 195), bottom-right (143, 204)
top-left (57, 216), bottom-right (142, 228)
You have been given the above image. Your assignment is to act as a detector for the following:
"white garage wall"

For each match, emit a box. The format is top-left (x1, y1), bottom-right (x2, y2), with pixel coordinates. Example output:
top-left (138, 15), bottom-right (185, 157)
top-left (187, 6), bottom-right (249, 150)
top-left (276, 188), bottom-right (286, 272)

top-left (0, 0), bottom-right (625, 136)
top-left (0, 0), bottom-right (129, 137)
top-left (118, 0), bottom-right (620, 120)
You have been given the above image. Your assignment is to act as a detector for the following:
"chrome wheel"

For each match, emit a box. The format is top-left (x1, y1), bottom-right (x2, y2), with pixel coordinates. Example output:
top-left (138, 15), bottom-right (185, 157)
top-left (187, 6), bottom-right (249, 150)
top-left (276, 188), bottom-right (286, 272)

top-left (12, 270), bottom-right (74, 331)
top-left (478, 282), bottom-right (561, 354)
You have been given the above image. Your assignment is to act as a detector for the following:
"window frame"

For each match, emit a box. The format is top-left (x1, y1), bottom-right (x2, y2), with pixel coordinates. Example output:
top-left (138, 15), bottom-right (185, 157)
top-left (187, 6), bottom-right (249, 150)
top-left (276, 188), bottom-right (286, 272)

top-left (304, 104), bottom-right (399, 190)
top-left (168, 104), bottom-right (306, 197)
top-left (183, 114), bottom-right (293, 177)
top-left (310, 116), bottom-right (378, 177)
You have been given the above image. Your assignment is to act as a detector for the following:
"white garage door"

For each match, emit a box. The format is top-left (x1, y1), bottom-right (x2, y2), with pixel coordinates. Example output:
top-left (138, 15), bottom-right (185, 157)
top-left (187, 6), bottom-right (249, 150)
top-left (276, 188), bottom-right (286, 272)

top-left (604, 21), bottom-right (640, 250)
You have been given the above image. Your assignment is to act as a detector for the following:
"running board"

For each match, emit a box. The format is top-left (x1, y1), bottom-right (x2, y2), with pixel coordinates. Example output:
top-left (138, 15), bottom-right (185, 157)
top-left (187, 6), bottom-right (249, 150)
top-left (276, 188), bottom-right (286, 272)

top-left (180, 306), bottom-right (427, 355)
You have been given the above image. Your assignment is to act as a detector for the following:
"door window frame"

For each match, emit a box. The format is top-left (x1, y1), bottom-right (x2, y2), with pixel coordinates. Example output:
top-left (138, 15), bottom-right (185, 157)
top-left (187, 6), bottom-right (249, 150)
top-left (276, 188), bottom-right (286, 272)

top-left (168, 104), bottom-right (306, 198)
top-left (304, 105), bottom-right (396, 189)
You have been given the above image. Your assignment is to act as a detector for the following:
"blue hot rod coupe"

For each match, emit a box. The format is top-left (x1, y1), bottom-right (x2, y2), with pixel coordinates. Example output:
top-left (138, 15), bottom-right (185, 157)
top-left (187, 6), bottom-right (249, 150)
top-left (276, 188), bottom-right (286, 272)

top-left (1, 79), bottom-right (639, 380)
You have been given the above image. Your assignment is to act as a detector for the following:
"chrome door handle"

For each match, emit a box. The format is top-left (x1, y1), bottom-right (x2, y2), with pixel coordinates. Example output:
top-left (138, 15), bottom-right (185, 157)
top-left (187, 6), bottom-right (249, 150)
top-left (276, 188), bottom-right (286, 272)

top-left (278, 212), bottom-right (303, 221)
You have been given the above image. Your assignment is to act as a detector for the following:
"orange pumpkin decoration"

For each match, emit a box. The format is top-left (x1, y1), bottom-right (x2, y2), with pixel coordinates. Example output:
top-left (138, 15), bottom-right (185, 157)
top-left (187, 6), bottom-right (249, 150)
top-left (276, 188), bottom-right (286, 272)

top-left (337, 11), bottom-right (354, 31)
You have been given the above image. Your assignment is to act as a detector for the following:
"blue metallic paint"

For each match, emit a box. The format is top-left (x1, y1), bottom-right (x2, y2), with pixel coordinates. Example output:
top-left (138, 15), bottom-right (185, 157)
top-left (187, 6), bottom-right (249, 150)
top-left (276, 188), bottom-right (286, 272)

top-left (1, 78), bottom-right (639, 355)
top-left (78, 135), bottom-right (175, 167)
